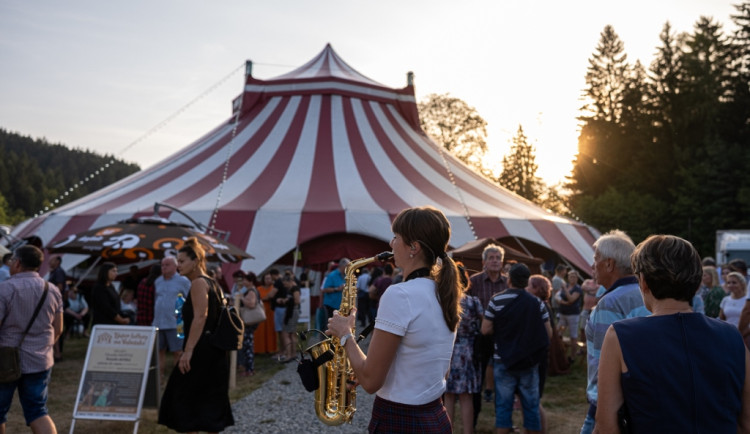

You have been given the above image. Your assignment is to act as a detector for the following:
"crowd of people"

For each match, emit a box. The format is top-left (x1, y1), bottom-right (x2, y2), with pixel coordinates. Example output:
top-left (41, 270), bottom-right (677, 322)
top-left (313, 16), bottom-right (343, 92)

top-left (4, 204), bottom-right (750, 432)
top-left (322, 226), bottom-right (750, 433)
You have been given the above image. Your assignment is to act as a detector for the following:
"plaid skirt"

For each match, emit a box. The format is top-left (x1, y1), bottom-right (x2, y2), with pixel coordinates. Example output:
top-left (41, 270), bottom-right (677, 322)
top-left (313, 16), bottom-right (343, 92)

top-left (369, 395), bottom-right (451, 433)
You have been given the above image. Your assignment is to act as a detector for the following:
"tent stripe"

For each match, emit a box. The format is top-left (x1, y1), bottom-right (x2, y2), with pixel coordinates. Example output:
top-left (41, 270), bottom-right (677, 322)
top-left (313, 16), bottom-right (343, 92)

top-left (531, 220), bottom-right (590, 270)
top-left (163, 98), bottom-right (288, 209)
top-left (357, 99), bottom-right (466, 214)
top-left (331, 96), bottom-right (384, 213)
top-left (341, 97), bottom-right (410, 213)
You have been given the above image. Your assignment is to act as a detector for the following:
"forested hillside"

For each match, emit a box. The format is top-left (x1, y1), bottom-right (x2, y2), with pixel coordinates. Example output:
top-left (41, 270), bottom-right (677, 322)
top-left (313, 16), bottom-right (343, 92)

top-left (0, 128), bottom-right (140, 224)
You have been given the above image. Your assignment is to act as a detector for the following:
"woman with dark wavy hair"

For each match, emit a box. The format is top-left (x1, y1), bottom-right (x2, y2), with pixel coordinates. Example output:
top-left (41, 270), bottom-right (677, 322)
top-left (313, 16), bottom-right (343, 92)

top-left (327, 206), bottom-right (463, 433)
top-left (91, 262), bottom-right (130, 327)
top-left (159, 237), bottom-right (234, 432)
top-left (595, 235), bottom-right (750, 433)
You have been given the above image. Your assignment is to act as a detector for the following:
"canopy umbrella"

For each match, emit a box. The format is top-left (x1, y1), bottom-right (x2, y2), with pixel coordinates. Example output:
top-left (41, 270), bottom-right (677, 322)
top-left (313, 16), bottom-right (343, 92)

top-left (48, 216), bottom-right (253, 264)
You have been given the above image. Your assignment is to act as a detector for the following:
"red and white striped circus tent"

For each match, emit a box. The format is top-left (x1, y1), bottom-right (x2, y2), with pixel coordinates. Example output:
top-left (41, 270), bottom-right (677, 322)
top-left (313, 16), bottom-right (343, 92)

top-left (13, 44), bottom-right (598, 274)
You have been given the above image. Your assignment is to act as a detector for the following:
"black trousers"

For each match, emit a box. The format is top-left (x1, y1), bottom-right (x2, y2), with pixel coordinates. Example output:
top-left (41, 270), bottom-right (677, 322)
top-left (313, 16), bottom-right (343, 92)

top-left (473, 334), bottom-right (494, 427)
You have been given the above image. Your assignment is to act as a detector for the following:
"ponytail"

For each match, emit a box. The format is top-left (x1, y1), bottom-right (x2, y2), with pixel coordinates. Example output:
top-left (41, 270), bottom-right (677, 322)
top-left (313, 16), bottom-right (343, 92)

top-left (392, 206), bottom-right (463, 332)
top-left (433, 255), bottom-right (463, 331)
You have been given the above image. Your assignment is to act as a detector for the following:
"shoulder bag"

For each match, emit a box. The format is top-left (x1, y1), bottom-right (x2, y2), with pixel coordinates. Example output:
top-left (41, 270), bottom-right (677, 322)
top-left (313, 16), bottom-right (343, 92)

top-left (0, 282), bottom-right (49, 383)
top-left (203, 277), bottom-right (244, 351)
top-left (240, 288), bottom-right (266, 326)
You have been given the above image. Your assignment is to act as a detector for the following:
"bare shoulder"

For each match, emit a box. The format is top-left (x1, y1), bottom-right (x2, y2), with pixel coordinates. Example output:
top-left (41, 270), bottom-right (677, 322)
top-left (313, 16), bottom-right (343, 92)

top-left (190, 276), bottom-right (211, 294)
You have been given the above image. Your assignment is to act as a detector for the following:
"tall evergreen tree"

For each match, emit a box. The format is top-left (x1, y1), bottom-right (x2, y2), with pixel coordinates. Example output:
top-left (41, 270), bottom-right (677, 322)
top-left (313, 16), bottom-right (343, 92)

top-left (646, 22), bottom-right (684, 201)
top-left (583, 25), bottom-right (630, 123)
top-left (570, 26), bottom-right (632, 198)
top-left (498, 125), bottom-right (544, 202)
top-left (670, 17), bottom-right (738, 251)
top-left (571, 25), bottom-right (669, 243)
top-left (730, 2), bottom-right (750, 223)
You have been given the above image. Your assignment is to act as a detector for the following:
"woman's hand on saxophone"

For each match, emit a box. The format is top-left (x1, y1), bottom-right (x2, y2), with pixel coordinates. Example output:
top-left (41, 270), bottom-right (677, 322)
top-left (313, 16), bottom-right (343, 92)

top-left (326, 307), bottom-right (357, 339)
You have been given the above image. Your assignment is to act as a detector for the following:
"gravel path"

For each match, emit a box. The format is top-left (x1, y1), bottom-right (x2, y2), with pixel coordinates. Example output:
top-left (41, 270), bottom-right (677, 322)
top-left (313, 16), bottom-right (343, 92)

top-left (225, 358), bottom-right (375, 433)
top-left (226, 332), bottom-right (375, 433)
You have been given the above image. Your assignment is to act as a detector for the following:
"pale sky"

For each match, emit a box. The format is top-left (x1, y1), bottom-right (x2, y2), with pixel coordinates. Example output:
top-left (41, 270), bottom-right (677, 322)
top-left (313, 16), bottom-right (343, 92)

top-left (0, 0), bottom-right (740, 185)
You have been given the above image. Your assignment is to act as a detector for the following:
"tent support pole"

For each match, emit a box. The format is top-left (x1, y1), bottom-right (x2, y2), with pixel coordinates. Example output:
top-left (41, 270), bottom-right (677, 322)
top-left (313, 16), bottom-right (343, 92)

top-left (75, 256), bottom-right (102, 288)
top-left (512, 236), bottom-right (534, 258)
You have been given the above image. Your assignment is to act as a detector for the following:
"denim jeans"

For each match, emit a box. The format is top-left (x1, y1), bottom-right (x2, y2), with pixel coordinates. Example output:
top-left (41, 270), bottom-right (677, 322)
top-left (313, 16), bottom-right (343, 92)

top-left (580, 404), bottom-right (596, 434)
top-left (494, 361), bottom-right (541, 431)
top-left (0, 369), bottom-right (52, 425)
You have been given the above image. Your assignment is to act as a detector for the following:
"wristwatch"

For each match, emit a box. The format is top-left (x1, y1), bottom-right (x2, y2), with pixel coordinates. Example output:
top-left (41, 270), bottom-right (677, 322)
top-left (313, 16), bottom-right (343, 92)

top-left (340, 333), bottom-right (353, 347)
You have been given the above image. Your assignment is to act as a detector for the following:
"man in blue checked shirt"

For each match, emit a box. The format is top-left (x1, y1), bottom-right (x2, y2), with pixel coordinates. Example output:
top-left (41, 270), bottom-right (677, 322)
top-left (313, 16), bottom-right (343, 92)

top-left (580, 230), bottom-right (650, 434)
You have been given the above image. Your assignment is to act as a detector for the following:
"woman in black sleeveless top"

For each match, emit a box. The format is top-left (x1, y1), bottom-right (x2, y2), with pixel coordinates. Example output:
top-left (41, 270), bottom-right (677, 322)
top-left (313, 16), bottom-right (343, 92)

top-left (158, 238), bottom-right (234, 432)
top-left (596, 235), bottom-right (750, 433)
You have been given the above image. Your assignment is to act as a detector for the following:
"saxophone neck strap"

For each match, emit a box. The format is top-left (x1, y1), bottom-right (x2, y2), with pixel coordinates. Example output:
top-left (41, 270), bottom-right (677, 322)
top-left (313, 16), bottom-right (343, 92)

top-left (405, 267), bottom-right (431, 281)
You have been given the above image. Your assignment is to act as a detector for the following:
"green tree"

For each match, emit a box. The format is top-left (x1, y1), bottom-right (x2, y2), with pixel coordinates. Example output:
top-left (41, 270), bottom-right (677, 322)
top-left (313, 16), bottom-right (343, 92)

top-left (582, 25), bottom-right (630, 123)
top-left (570, 25), bottom-right (673, 247)
top-left (645, 22), bottom-right (684, 199)
top-left (498, 125), bottom-right (544, 202)
top-left (670, 17), bottom-right (739, 252)
top-left (417, 93), bottom-right (488, 171)
top-left (570, 26), bottom-right (633, 198)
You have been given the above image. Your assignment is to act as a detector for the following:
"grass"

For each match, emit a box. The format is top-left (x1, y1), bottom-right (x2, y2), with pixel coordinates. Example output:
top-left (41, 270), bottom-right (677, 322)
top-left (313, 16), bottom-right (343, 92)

top-left (462, 351), bottom-right (590, 433)
top-left (4, 336), bottom-right (283, 433)
top-left (6, 333), bottom-right (589, 433)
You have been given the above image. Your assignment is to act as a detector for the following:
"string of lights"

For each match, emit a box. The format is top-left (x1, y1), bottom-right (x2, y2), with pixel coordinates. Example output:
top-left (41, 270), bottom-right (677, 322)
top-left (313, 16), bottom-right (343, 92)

top-left (436, 142), bottom-right (477, 241)
top-left (32, 62), bottom-right (247, 218)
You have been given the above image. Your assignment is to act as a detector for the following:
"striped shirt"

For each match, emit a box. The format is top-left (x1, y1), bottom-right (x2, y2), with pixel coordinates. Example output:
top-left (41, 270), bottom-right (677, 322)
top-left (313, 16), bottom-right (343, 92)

top-left (0, 271), bottom-right (63, 373)
top-left (584, 276), bottom-right (650, 405)
top-left (484, 289), bottom-right (549, 361)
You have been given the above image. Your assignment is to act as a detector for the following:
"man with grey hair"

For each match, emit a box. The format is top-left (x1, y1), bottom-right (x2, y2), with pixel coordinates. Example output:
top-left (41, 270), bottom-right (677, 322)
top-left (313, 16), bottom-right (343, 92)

top-left (154, 256), bottom-right (190, 378)
top-left (468, 243), bottom-right (506, 426)
top-left (580, 230), bottom-right (650, 434)
top-left (0, 245), bottom-right (63, 432)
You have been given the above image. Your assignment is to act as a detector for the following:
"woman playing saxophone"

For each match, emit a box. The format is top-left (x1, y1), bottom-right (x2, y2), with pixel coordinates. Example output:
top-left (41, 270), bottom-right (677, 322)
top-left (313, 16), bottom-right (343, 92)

top-left (327, 206), bottom-right (464, 433)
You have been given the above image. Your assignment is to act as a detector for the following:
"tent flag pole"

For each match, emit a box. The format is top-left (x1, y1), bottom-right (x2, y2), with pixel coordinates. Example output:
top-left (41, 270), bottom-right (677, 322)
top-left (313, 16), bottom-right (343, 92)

top-left (292, 245), bottom-right (299, 274)
top-left (75, 256), bottom-right (102, 288)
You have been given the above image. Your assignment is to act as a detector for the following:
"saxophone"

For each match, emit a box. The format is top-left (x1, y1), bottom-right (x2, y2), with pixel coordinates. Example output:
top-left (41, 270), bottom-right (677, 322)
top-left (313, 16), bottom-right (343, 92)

top-left (306, 251), bottom-right (393, 426)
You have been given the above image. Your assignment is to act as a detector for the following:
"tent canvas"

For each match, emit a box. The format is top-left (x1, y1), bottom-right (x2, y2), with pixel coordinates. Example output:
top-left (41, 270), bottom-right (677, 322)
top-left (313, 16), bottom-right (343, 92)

top-left (12, 44), bottom-right (598, 274)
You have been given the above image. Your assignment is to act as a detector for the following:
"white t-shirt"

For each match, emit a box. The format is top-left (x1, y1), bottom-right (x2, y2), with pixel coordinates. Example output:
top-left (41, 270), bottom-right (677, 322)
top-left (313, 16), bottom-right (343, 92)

top-left (720, 295), bottom-right (746, 327)
top-left (374, 277), bottom-right (456, 405)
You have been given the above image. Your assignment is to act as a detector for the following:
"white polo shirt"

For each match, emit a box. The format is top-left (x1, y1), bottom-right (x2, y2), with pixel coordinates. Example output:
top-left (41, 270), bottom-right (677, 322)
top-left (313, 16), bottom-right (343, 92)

top-left (374, 277), bottom-right (456, 405)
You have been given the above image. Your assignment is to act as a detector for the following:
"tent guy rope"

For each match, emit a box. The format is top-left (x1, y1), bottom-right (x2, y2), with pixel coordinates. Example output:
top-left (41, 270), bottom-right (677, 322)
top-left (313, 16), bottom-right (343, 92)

top-left (32, 62), bottom-right (246, 218)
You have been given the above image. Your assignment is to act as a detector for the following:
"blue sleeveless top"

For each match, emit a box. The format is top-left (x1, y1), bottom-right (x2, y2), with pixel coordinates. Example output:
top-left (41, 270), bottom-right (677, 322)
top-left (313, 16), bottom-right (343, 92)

top-left (613, 313), bottom-right (745, 433)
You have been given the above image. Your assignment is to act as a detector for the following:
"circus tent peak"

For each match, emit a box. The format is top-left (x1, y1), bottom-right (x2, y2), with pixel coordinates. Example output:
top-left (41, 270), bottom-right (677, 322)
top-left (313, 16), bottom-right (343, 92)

top-left (12, 45), bottom-right (598, 274)
top-left (270, 43), bottom-right (385, 87)
top-left (234, 43), bottom-right (421, 131)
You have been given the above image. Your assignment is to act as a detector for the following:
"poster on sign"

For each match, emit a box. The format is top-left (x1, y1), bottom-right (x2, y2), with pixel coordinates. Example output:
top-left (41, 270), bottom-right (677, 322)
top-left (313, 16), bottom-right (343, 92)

top-left (72, 326), bottom-right (157, 422)
top-left (299, 287), bottom-right (310, 324)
